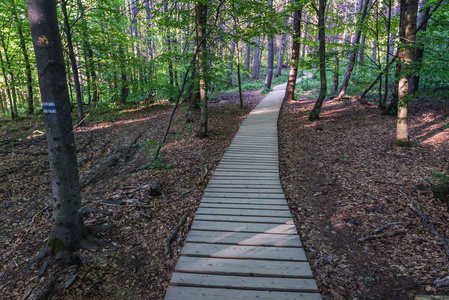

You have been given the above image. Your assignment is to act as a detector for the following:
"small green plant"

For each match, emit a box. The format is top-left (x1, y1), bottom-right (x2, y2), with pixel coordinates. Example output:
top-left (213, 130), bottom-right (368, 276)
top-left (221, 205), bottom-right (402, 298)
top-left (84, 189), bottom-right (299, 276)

top-left (261, 87), bottom-right (272, 95)
top-left (364, 276), bottom-right (379, 282)
top-left (442, 115), bottom-right (449, 130)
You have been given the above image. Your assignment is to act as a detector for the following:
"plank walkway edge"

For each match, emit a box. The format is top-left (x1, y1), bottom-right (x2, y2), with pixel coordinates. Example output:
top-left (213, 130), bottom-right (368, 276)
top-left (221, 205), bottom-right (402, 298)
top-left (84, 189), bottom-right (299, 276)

top-left (165, 80), bottom-right (321, 299)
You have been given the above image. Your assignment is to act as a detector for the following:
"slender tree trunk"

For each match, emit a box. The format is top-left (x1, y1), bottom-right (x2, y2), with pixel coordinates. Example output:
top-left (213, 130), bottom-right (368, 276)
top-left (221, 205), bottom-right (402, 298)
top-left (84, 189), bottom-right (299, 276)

top-left (227, 39), bottom-right (235, 87)
top-left (396, 0), bottom-right (418, 146)
top-left (382, 0), bottom-right (392, 108)
top-left (275, 33), bottom-right (286, 77)
top-left (60, 0), bottom-right (84, 124)
top-left (164, 1), bottom-right (174, 91)
top-left (332, 54), bottom-right (339, 94)
top-left (245, 41), bottom-right (251, 72)
top-left (26, 0), bottom-right (101, 257)
top-left (334, 0), bottom-right (370, 101)
top-left (196, 1), bottom-right (208, 138)
top-left (309, 0), bottom-right (327, 121)
top-left (12, 0), bottom-right (34, 115)
top-left (237, 41), bottom-right (243, 108)
top-left (0, 39), bottom-right (18, 118)
top-left (0, 48), bottom-right (15, 120)
top-left (284, 2), bottom-right (302, 102)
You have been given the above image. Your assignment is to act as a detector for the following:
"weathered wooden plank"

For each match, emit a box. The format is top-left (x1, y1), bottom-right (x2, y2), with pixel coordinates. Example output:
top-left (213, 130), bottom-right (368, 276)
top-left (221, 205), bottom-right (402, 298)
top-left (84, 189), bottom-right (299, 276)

top-left (206, 184), bottom-right (281, 189)
top-left (194, 215), bottom-right (292, 224)
top-left (203, 192), bottom-right (285, 199)
top-left (185, 230), bottom-right (302, 247)
top-left (199, 203), bottom-right (287, 210)
top-left (191, 220), bottom-right (297, 234)
top-left (196, 207), bottom-right (291, 217)
top-left (181, 243), bottom-right (307, 261)
top-left (207, 179), bottom-right (281, 186)
top-left (201, 197), bottom-right (286, 205)
top-left (165, 286), bottom-right (322, 300)
top-left (205, 188), bottom-right (284, 195)
top-left (169, 273), bottom-right (318, 292)
top-left (174, 257), bottom-right (314, 277)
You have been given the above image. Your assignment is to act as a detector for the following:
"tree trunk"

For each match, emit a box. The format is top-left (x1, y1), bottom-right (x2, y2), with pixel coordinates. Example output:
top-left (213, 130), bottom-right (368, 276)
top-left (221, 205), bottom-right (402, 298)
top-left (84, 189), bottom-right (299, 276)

top-left (227, 39), bottom-right (236, 87)
top-left (284, 2), bottom-right (301, 102)
top-left (0, 47), bottom-right (16, 120)
top-left (409, 2), bottom-right (430, 94)
top-left (334, 0), bottom-right (370, 101)
top-left (382, 0), bottom-right (392, 108)
top-left (252, 37), bottom-right (261, 80)
top-left (26, 0), bottom-right (101, 258)
top-left (309, 0), bottom-right (327, 121)
top-left (237, 41), bottom-right (243, 108)
top-left (60, 0), bottom-right (84, 124)
top-left (12, 0), bottom-right (34, 115)
top-left (396, 0), bottom-right (418, 146)
top-left (196, 1), bottom-right (208, 138)
top-left (275, 33), bottom-right (286, 77)
top-left (0, 39), bottom-right (18, 118)
top-left (332, 54), bottom-right (339, 94)
top-left (264, 36), bottom-right (274, 89)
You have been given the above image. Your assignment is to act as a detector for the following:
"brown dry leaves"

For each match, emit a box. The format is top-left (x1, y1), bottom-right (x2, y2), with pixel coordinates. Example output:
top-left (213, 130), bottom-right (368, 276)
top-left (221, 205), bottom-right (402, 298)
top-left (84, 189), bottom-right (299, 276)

top-left (0, 90), bottom-right (264, 299)
top-left (279, 97), bottom-right (449, 299)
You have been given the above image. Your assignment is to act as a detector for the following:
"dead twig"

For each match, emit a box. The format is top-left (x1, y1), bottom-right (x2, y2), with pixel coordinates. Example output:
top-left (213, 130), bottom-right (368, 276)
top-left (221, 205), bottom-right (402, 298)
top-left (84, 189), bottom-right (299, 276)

top-left (399, 190), bottom-right (449, 256)
top-left (168, 164), bottom-right (208, 203)
top-left (358, 229), bottom-right (407, 242)
top-left (373, 222), bottom-right (403, 234)
top-left (151, 178), bottom-right (166, 202)
top-left (165, 214), bottom-right (188, 258)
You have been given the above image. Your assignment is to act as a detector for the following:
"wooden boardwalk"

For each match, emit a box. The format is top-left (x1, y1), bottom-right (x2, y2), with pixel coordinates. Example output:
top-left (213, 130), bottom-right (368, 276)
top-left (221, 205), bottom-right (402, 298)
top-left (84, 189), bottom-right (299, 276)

top-left (165, 82), bottom-right (321, 299)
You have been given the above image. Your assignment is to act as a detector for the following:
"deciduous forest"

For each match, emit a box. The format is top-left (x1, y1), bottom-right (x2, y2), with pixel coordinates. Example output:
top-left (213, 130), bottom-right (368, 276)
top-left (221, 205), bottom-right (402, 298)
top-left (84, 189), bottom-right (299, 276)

top-left (1, 0), bottom-right (448, 298)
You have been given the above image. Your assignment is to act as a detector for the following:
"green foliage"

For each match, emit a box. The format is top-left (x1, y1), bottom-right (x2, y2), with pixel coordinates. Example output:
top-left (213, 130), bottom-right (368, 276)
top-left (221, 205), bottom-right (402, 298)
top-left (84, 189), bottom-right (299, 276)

top-left (138, 139), bottom-right (173, 170)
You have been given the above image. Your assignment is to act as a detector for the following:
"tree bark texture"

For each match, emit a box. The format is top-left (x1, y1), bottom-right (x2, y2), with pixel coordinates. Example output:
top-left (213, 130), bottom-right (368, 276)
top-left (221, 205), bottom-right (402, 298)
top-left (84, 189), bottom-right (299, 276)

top-left (275, 33), bottom-right (286, 77)
top-left (396, 0), bottom-right (418, 146)
top-left (252, 37), bottom-right (261, 80)
top-left (284, 1), bottom-right (301, 102)
top-left (264, 36), bottom-right (274, 89)
top-left (308, 0), bottom-right (327, 121)
top-left (409, 2), bottom-right (430, 94)
top-left (195, 1), bottom-right (208, 138)
top-left (26, 0), bottom-right (95, 256)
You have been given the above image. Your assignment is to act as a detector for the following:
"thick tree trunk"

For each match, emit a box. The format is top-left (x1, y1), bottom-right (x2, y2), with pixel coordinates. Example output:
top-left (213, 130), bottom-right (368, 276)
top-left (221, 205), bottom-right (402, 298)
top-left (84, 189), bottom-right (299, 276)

top-left (264, 36), bottom-right (274, 89)
top-left (252, 37), bottom-right (261, 80)
top-left (334, 0), bottom-right (370, 101)
top-left (236, 42), bottom-right (243, 108)
top-left (196, 1), bottom-right (208, 138)
top-left (12, 0), bottom-right (34, 115)
top-left (60, 0), bottom-right (84, 124)
top-left (396, 0), bottom-right (418, 146)
top-left (26, 0), bottom-right (100, 257)
top-left (382, 0), bottom-right (392, 108)
top-left (409, 2), bottom-right (430, 94)
top-left (284, 2), bottom-right (301, 102)
top-left (275, 34), bottom-right (286, 77)
top-left (309, 0), bottom-right (327, 121)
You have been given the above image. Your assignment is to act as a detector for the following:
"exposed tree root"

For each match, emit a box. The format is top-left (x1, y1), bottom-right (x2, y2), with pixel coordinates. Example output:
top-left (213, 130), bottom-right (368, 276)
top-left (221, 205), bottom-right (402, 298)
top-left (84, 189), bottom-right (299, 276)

top-left (165, 213), bottom-right (188, 258)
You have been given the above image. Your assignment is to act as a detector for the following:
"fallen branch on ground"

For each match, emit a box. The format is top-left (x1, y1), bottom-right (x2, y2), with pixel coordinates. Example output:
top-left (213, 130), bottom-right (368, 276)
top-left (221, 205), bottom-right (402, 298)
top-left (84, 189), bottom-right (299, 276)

top-left (165, 214), bottom-right (188, 258)
top-left (358, 229), bottom-right (407, 242)
top-left (399, 190), bottom-right (449, 256)
top-left (168, 164), bottom-right (208, 202)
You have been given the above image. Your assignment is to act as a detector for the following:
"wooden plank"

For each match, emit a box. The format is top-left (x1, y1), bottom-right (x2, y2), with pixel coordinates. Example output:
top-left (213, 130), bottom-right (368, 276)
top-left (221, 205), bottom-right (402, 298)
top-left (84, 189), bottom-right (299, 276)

top-left (203, 192), bottom-right (285, 199)
top-left (201, 197), bottom-right (286, 205)
top-left (207, 179), bottom-right (281, 185)
top-left (206, 184), bottom-right (281, 189)
top-left (199, 203), bottom-right (287, 210)
top-left (174, 257), bottom-right (314, 277)
top-left (194, 215), bottom-right (292, 224)
top-left (186, 231), bottom-right (302, 247)
top-left (206, 188), bottom-right (284, 194)
top-left (181, 243), bottom-right (307, 261)
top-left (165, 286), bottom-right (322, 300)
top-left (191, 220), bottom-right (297, 234)
top-left (169, 273), bottom-right (318, 292)
top-left (196, 207), bottom-right (291, 217)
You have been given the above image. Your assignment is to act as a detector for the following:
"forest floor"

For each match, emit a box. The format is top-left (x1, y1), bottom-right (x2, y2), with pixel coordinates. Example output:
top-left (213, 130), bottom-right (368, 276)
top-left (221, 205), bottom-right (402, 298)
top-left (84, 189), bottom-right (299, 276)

top-left (279, 94), bottom-right (449, 299)
top-left (0, 86), bottom-right (448, 299)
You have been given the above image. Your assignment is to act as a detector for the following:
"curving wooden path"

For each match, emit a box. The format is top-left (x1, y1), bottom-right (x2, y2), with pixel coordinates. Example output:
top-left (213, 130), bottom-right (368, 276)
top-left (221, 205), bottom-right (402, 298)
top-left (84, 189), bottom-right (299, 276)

top-left (165, 82), bottom-right (321, 300)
